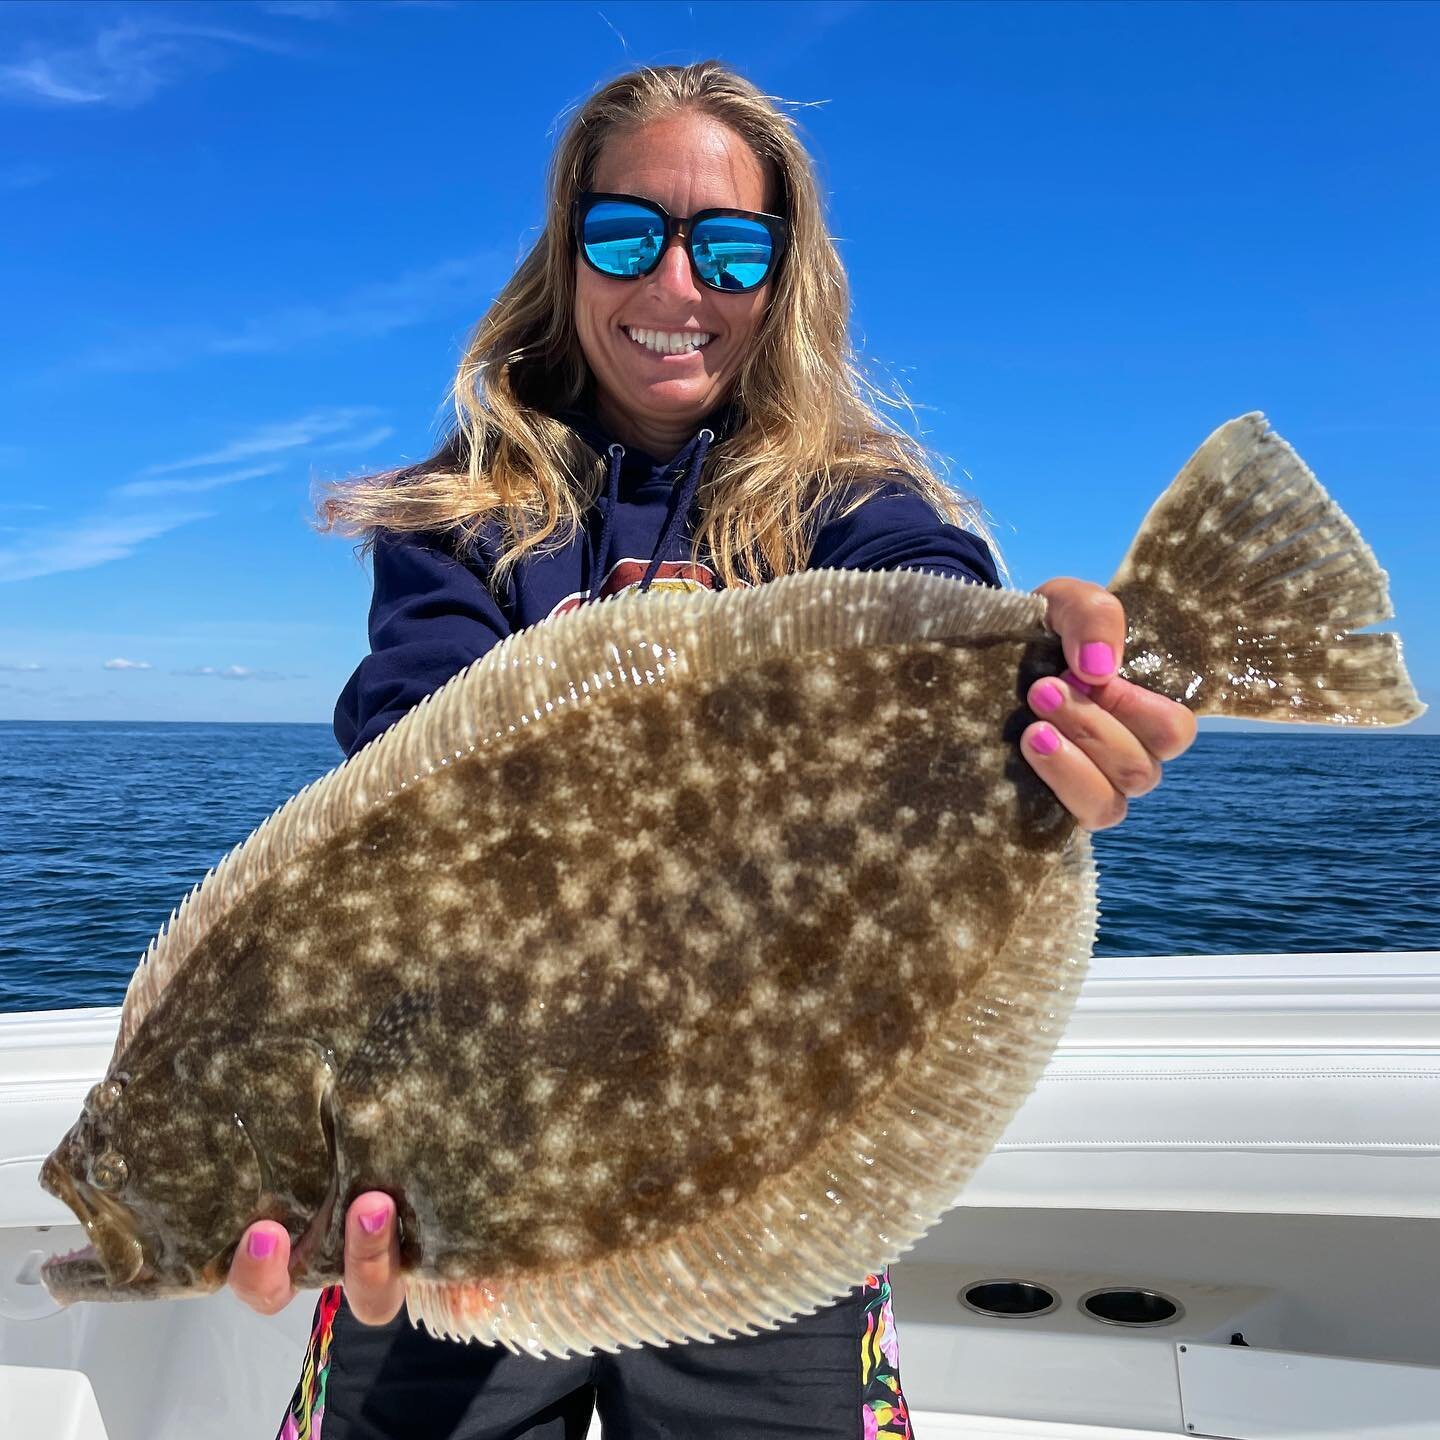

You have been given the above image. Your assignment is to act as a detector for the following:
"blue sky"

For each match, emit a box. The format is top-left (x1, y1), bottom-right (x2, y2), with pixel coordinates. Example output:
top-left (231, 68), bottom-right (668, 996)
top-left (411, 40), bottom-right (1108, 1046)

top-left (2, 0), bottom-right (1435, 735)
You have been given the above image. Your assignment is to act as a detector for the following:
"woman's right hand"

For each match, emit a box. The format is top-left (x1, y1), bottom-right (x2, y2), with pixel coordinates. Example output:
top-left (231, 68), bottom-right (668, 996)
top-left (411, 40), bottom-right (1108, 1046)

top-left (228, 1191), bottom-right (406, 1325)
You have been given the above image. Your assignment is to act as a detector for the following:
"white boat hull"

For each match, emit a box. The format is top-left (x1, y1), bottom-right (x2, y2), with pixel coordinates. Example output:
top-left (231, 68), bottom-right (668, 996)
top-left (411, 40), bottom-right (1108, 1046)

top-left (4, 952), bottom-right (1438, 1438)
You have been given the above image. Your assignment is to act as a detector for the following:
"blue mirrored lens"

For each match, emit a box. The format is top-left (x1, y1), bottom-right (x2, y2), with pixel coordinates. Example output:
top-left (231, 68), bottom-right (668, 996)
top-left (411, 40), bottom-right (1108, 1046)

top-left (581, 200), bottom-right (666, 278)
top-left (691, 216), bottom-right (774, 290)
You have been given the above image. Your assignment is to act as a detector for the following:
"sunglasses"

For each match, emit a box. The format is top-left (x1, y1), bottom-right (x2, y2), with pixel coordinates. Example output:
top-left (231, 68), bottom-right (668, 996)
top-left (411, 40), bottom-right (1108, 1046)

top-left (571, 190), bottom-right (788, 294)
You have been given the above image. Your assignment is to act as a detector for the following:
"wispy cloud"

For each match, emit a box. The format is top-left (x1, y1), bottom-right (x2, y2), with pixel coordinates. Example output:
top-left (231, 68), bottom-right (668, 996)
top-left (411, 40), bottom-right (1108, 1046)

top-left (0, 661), bottom-right (45, 672)
top-left (103, 657), bottom-right (153, 671)
top-left (315, 425), bottom-right (397, 454)
top-left (0, 17), bottom-right (297, 110)
top-left (64, 253), bottom-right (502, 374)
top-left (139, 408), bottom-right (385, 477)
top-left (114, 462), bottom-right (284, 499)
top-left (0, 509), bottom-right (208, 584)
top-left (1, 409), bottom-right (385, 583)
top-left (173, 664), bottom-right (294, 681)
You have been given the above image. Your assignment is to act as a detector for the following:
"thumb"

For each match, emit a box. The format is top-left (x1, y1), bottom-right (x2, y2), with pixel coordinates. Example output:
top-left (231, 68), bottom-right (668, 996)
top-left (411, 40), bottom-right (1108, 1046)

top-left (343, 1191), bottom-right (405, 1326)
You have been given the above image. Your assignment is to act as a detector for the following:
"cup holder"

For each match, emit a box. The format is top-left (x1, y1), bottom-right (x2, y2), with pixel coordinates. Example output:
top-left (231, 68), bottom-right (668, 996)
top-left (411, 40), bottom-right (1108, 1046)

top-left (1078, 1287), bottom-right (1184, 1327)
top-left (959, 1279), bottom-right (1059, 1319)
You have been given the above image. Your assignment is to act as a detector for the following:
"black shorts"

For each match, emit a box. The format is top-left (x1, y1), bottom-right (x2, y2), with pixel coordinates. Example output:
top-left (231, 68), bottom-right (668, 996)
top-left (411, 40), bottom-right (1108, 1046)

top-left (275, 1272), bottom-right (911, 1439)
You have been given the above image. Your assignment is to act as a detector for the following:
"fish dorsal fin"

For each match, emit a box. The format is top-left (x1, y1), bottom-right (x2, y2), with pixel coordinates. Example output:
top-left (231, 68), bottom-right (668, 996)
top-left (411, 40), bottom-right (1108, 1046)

top-left (114, 566), bottom-right (1044, 1058)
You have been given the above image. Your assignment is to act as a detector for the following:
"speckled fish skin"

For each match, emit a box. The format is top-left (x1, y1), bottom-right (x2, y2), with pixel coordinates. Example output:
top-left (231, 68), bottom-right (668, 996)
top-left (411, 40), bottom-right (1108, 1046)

top-left (39, 414), bottom-right (1424, 1357)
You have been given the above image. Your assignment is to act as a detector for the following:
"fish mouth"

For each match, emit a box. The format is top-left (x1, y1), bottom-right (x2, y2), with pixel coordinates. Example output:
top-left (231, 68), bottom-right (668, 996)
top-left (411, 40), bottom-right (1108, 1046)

top-left (38, 1152), bottom-right (147, 1300)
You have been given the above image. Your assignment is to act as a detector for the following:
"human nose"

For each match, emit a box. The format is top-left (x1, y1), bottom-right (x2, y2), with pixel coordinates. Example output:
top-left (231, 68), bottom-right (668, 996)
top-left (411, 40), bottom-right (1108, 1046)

top-left (649, 230), bottom-right (701, 301)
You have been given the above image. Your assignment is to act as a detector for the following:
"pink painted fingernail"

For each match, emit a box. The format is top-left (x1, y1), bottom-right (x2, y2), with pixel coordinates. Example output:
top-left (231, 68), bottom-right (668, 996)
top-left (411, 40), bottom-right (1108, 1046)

top-left (247, 1228), bottom-right (277, 1260)
top-left (1060, 670), bottom-right (1093, 696)
top-left (1030, 724), bottom-right (1061, 756)
top-left (1031, 681), bottom-right (1064, 714)
top-left (1079, 642), bottom-right (1115, 678)
top-left (358, 1205), bottom-right (390, 1235)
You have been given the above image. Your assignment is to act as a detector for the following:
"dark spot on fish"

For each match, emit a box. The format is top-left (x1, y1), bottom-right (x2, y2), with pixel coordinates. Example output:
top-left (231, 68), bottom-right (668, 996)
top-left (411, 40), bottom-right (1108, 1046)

top-left (852, 861), bottom-right (892, 912)
top-left (783, 818), bottom-right (856, 865)
top-left (495, 1098), bottom-right (535, 1152)
top-left (879, 745), bottom-right (937, 813)
top-left (670, 787), bottom-right (709, 841)
top-left (785, 869), bottom-right (823, 916)
top-left (905, 652), bottom-right (941, 688)
top-left (499, 753), bottom-right (541, 793)
top-left (761, 683), bottom-right (801, 729)
top-left (703, 947), bottom-right (749, 1003)
top-left (842, 674), bottom-right (878, 724)
top-left (769, 919), bottom-right (826, 990)
top-left (490, 828), bottom-right (560, 914)
top-left (631, 889), bottom-right (668, 932)
top-left (632, 697), bottom-right (679, 759)
top-left (700, 687), bottom-right (750, 740)
top-left (733, 858), bottom-right (770, 901)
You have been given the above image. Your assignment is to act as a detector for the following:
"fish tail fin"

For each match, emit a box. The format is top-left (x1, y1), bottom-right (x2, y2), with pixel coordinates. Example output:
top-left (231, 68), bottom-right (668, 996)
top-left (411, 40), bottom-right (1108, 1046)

top-left (1108, 412), bottom-right (1425, 727)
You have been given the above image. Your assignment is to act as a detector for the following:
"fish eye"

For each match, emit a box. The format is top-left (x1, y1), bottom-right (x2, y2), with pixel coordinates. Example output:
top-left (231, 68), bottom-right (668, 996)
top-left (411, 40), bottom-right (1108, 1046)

top-left (906, 652), bottom-right (940, 687)
top-left (85, 1080), bottom-right (125, 1115)
top-left (90, 1151), bottom-right (129, 1192)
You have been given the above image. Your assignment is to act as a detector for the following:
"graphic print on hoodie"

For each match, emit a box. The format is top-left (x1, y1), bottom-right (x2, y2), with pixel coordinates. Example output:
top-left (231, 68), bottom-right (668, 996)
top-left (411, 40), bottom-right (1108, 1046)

top-left (333, 394), bottom-right (999, 759)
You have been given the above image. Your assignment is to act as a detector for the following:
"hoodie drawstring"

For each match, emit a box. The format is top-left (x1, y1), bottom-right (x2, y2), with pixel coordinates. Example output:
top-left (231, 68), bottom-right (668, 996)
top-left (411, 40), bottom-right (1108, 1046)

top-left (639, 427), bottom-right (713, 594)
top-left (588, 427), bottom-right (715, 604)
top-left (587, 442), bottom-right (626, 605)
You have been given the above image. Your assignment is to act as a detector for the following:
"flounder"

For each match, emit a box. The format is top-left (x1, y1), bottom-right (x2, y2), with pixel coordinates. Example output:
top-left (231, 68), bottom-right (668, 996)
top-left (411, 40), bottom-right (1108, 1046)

top-left (40, 414), bottom-right (1423, 1357)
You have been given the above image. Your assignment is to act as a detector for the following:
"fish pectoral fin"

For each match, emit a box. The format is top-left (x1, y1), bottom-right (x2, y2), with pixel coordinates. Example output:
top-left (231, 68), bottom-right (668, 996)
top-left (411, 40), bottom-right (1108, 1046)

top-left (336, 985), bottom-right (445, 1102)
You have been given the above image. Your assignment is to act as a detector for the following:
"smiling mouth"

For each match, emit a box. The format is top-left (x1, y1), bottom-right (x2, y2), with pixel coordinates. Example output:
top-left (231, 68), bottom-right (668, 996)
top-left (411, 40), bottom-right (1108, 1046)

top-left (621, 326), bottom-right (714, 359)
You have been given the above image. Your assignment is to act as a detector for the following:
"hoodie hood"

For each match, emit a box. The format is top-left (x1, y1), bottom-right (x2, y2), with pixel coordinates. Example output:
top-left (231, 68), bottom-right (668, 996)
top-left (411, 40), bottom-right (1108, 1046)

top-left (557, 392), bottom-right (743, 602)
top-left (558, 392), bottom-right (742, 488)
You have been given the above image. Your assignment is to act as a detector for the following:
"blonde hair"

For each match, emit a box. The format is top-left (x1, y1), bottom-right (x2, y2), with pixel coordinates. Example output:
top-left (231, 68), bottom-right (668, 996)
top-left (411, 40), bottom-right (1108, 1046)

top-left (316, 60), bottom-right (996, 590)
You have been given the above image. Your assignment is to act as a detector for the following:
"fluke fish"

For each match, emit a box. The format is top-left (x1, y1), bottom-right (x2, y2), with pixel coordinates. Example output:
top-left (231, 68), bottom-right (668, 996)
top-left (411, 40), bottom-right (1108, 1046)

top-left (39, 414), bottom-right (1423, 1357)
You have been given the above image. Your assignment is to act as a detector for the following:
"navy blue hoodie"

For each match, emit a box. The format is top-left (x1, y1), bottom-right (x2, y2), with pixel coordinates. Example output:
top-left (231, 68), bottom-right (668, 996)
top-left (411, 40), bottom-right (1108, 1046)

top-left (333, 398), bottom-right (999, 757)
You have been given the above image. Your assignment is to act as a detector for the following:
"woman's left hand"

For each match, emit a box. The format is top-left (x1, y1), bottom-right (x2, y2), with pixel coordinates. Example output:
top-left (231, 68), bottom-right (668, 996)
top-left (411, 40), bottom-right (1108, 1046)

top-left (1021, 578), bottom-right (1197, 831)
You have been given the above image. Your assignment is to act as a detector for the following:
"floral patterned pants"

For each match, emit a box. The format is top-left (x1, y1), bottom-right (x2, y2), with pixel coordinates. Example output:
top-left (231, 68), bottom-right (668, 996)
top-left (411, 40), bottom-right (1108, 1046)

top-left (278, 1270), bottom-right (911, 1439)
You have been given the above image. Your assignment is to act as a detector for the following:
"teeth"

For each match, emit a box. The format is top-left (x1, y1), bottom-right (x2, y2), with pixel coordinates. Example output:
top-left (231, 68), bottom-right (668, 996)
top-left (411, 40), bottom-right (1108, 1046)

top-left (625, 327), bottom-right (712, 355)
top-left (44, 1243), bottom-right (97, 1267)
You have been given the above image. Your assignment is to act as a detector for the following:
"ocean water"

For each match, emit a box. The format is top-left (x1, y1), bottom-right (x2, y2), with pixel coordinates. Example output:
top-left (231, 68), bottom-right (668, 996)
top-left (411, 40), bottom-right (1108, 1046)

top-left (1, 721), bottom-right (1436, 1013)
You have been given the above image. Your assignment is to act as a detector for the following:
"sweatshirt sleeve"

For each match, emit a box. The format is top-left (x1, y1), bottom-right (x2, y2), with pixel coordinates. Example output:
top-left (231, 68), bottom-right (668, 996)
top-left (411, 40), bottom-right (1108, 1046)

top-left (808, 479), bottom-right (1000, 588)
top-left (333, 529), bottom-right (512, 759)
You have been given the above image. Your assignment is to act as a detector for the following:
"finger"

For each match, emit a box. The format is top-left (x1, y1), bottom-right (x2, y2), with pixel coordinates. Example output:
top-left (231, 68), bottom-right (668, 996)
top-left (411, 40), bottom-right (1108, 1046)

top-left (1061, 672), bottom-right (1198, 763)
top-left (344, 1192), bottom-right (405, 1327)
top-left (1036, 578), bottom-right (1127, 685)
top-left (228, 1221), bottom-right (297, 1316)
top-left (1020, 720), bottom-right (1128, 831)
top-left (1029, 676), bottom-right (1162, 798)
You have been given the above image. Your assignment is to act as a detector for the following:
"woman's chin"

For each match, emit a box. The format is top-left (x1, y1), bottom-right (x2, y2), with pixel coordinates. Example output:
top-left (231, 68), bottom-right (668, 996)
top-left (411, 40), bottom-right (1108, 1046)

top-left (618, 379), bottom-right (718, 418)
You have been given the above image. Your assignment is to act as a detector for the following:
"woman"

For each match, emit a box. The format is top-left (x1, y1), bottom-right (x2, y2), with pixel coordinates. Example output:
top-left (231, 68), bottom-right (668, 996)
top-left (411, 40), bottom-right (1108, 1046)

top-left (234, 59), bottom-right (1196, 1440)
